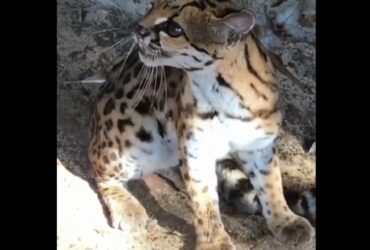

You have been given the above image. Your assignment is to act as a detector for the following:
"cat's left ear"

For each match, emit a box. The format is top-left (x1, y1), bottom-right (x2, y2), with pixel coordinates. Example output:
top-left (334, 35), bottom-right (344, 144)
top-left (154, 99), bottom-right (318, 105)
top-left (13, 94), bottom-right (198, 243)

top-left (221, 10), bottom-right (256, 36)
top-left (207, 9), bottom-right (256, 44)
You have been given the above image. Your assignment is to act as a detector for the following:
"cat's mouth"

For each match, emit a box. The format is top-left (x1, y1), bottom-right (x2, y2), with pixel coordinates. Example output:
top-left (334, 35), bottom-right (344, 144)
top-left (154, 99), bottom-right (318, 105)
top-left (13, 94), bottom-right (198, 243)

top-left (137, 42), bottom-right (171, 66)
top-left (138, 43), bottom-right (159, 57)
top-left (138, 46), bottom-right (159, 66)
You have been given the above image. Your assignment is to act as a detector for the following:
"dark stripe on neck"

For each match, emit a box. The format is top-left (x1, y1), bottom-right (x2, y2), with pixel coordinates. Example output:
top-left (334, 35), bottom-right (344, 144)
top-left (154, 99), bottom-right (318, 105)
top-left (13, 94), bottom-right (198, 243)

top-left (254, 105), bottom-right (278, 119)
top-left (204, 60), bottom-right (214, 66)
top-left (186, 67), bottom-right (203, 72)
top-left (191, 43), bottom-right (209, 54)
top-left (250, 33), bottom-right (268, 62)
top-left (244, 43), bottom-right (267, 83)
top-left (250, 82), bottom-right (268, 100)
top-left (217, 74), bottom-right (244, 101)
top-left (245, 43), bottom-right (278, 92)
top-left (217, 74), bottom-right (231, 88)
top-left (225, 113), bottom-right (253, 122)
top-left (192, 55), bottom-right (202, 62)
top-left (198, 110), bottom-right (219, 119)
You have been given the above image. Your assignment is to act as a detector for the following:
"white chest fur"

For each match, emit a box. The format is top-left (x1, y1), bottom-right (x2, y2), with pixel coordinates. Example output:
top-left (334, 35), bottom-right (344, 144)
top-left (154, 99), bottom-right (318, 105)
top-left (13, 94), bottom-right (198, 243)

top-left (181, 72), bottom-right (276, 154)
top-left (218, 115), bottom-right (275, 151)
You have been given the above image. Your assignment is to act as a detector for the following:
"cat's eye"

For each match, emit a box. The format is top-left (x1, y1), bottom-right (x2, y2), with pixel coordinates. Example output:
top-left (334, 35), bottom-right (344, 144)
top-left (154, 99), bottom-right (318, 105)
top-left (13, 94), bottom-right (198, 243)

top-left (166, 21), bottom-right (184, 37)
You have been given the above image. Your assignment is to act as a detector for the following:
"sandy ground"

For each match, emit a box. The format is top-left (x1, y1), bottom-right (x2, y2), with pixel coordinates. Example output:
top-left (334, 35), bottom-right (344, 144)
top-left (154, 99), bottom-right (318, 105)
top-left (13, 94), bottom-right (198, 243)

top-left (57, 0), bottom-right (316, 249)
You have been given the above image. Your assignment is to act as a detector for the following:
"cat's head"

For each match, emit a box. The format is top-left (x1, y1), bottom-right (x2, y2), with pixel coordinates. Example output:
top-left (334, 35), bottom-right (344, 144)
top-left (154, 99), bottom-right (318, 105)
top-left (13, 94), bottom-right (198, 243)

top-left (130, 0), bottom-right (255, 70)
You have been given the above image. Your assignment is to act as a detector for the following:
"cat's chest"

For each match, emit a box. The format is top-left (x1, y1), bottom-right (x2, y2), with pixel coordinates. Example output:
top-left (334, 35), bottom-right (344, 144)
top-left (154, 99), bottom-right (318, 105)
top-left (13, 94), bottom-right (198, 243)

top-left (215, 115), bottom-right (275, 151)
top-left (181, 80), bottom-right (276, 151)
top-left (181, 80), bottom-right (249, 117)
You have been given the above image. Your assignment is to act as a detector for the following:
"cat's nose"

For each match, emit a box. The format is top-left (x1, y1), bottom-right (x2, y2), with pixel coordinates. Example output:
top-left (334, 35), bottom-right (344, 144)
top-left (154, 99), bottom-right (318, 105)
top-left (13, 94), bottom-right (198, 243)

top-left (130, 22), bottom-right (150, 38)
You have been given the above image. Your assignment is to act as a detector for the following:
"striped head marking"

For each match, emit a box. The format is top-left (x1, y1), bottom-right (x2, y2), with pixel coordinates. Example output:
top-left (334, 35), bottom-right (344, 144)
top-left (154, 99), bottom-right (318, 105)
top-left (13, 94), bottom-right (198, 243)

top-left (130, 0), bottom-right (256, 69)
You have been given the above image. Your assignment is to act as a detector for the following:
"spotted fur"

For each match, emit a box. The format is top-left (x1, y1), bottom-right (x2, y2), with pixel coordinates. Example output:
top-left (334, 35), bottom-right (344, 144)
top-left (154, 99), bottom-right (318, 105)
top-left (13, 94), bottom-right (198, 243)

top-left (216, 158), bottom-right (316, 224)
top-left (88, 0), bottom-right (315, 248)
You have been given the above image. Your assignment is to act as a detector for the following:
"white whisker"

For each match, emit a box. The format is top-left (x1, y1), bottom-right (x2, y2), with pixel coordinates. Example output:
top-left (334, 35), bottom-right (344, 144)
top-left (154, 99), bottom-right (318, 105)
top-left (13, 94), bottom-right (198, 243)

top-left (130, 64), bottom-right (150, 109)
top-left (135, 63), bottom-right (147, 87)
top-left (150, 51), bottom-right (160, 111)
top-left (132, 60), bottom-right (155, 110)
top-left (157, 64), bottom-right (164, 107)
top-left (161, 59), bottom-right (168, 112)
top-left (63, 79), bottom-right (106, 85)
top-left (92, 37), bottom-right (133, 62)
top-left (92, 28), bottom-right (119, 36)
top-left (118, 43), bottom-right (136, 78)
top-left (141, 62), bottom-right (155, 102)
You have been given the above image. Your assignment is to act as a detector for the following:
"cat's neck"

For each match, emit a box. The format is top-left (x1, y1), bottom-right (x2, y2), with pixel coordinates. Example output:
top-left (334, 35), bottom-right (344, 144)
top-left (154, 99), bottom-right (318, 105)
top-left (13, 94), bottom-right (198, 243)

top-left (185, 35), bottom-right (278, 117)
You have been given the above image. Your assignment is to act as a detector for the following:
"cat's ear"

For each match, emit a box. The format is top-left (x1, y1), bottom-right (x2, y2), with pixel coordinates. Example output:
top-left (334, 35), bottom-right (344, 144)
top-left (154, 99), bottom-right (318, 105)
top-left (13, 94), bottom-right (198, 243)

top-left (220, 10), bottom-right (256, 35)
top-left (207, 9), bottom-right (256, 44)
